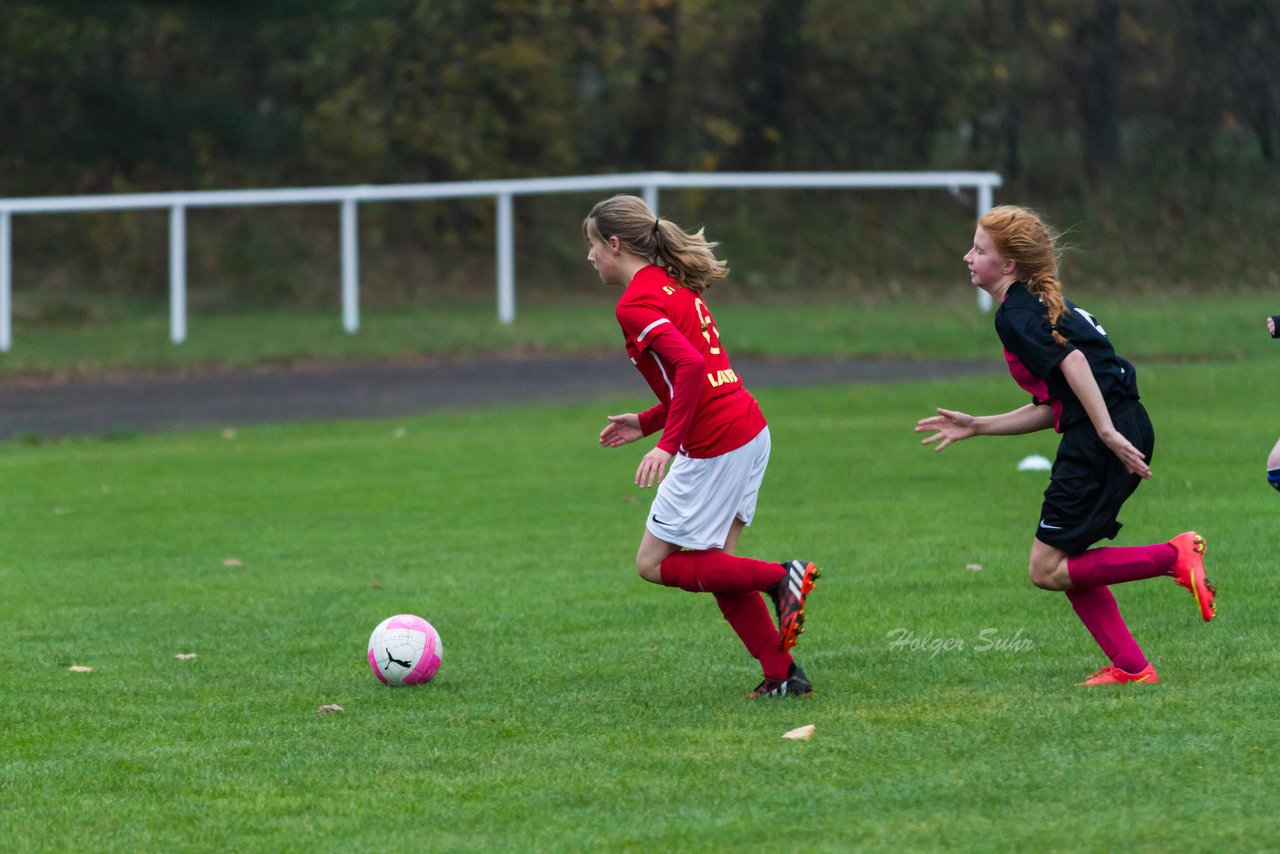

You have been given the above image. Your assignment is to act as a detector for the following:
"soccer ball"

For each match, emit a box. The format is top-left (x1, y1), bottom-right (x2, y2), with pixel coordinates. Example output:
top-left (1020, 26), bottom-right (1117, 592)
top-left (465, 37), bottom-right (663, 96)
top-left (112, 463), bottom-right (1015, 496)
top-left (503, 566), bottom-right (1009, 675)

top-left (367, 614), bottom-right (443, 686)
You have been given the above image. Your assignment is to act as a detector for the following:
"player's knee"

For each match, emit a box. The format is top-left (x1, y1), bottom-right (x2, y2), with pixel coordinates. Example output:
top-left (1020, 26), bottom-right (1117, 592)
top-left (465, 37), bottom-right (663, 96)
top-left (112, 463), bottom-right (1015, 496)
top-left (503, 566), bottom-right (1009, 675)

top-left (635, 559), bottom-right (664, 584)
top-left (1268, 468), bottom-right (1280, 493)
top-left (1028, 561), bottom-right (1065, 591)
top-left (1028, 567), bottom-right (1056, 590)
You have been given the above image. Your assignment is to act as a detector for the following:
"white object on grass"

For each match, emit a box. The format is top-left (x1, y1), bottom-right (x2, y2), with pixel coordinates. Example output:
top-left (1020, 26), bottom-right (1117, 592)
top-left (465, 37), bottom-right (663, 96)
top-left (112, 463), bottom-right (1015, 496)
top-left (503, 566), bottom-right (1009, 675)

top-left (1017, 455), bottom-right (1052, 471)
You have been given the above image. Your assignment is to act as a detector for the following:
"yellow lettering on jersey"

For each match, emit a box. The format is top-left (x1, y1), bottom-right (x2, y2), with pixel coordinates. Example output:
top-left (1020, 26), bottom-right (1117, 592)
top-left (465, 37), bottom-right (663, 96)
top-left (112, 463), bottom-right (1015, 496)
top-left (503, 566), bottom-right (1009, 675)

top-left (706, 368), bottom-right (739, 388)
top-left (662, 285), bottom-right (676, 295)
top-left (694, 298), bottom-right (722, 354)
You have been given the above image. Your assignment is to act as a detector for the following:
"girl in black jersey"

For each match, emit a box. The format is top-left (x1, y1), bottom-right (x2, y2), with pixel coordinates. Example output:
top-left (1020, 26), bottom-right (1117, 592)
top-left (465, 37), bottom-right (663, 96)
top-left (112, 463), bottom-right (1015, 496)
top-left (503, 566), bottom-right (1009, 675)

top-left (1267, 315), bottom-right (1280, 490)
top-left (916, 205), bottom-right (1216, 686)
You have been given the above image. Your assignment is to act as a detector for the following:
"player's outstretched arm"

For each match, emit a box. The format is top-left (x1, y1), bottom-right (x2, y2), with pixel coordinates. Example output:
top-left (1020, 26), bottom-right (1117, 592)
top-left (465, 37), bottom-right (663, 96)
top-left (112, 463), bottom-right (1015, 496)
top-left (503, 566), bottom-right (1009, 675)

top-left (916, 403), bottom-right (1053, 451)
top-left (916, 408), bottom-right (979, 451)
top-left (600, 413), bottom-right (644, 447)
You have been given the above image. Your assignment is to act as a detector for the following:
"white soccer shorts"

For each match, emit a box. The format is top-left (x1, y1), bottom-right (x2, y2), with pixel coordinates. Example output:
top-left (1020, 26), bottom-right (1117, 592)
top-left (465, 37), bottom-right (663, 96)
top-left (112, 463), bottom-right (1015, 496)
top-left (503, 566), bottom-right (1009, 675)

top-left (645, 427), bottom-right (771, 550)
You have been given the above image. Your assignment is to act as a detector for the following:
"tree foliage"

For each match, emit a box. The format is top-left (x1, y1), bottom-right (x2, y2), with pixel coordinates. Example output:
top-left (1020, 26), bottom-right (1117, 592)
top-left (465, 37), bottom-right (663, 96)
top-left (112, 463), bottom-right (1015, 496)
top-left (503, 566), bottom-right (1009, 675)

top-left (2, 0), bottom-right (1276, 197)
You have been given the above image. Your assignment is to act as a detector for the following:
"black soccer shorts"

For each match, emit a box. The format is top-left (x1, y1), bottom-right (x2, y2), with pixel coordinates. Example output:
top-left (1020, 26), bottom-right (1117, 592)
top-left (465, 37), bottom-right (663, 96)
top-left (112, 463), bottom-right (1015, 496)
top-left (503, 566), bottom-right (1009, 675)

top-left (1035, 401), bottom-right (1155, 556)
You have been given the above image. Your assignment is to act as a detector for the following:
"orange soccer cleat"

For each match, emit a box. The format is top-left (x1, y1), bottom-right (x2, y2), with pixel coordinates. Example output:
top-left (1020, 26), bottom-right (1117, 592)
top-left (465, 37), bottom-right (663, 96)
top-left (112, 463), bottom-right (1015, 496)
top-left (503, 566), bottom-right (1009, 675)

top-left (1078, 662), bottom-right (1160, 686)
top-left (1169, 531), bottom-right (1216, 622)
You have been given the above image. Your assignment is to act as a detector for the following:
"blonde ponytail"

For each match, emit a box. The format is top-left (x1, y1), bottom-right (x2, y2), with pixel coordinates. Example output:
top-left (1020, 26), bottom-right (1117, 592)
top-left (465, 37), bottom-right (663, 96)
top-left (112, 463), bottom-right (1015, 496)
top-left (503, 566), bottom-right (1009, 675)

top-left (584, 195), bottom-right (729, 293)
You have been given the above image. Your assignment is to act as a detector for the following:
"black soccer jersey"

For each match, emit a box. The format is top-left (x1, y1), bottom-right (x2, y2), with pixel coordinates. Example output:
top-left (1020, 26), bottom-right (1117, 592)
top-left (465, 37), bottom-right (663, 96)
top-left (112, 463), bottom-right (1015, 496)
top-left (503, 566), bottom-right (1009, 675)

top-left (994, 281), bottom-right (1139, 432)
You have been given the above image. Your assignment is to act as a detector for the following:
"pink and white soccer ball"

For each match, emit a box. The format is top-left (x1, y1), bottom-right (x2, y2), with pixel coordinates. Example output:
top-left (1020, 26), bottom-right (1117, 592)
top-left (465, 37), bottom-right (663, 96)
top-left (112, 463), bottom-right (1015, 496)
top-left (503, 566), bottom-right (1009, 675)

top-left (367, 614), bottom-right (443, 686)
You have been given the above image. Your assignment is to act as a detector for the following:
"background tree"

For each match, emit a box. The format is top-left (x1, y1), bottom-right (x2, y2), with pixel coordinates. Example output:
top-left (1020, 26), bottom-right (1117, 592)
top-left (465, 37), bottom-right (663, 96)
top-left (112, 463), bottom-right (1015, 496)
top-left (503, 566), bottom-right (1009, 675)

top-left (0, 0), bottom-right (1275, 302)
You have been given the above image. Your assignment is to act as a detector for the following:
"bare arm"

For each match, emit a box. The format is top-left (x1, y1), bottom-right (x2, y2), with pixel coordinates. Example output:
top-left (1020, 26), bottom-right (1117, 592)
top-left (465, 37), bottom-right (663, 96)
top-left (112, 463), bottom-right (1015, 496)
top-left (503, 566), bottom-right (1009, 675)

top-left (916, 402), bottom-right (1053, 452)
top-left (971, 402), bottom-right (1056, 436)
top-left (1058, 349), bottom-right (1151, 478)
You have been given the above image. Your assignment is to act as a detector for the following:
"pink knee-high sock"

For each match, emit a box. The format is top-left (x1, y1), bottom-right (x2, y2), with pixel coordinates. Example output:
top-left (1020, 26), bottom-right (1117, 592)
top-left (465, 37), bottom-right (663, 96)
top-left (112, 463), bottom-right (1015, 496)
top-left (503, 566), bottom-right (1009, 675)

top-left (715, 591), bottom-right (793, 680)
top-left (1067, 544), bottom-right (1176, 588)
top-left (659, 550), bottom-right (786, 593)
top-left (1065, 586), bottom-right (1147, 673)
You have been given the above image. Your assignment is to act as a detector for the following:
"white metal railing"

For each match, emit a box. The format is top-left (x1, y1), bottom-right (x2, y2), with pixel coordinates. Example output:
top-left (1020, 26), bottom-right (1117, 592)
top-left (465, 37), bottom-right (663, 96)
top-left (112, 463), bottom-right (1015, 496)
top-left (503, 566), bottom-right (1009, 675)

top-left (0, 171), bottom-right (1002, 352)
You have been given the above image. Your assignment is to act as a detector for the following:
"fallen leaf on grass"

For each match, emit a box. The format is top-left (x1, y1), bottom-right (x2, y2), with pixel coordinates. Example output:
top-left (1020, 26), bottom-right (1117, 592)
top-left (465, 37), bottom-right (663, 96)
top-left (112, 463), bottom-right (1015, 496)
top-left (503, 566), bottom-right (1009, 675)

top-left (67, 665), bottom-right (94, 673)
top-left (175, 653), bottom-right (198, 660)
top-left (315, 704), bottom-right (344, 715)
top-left (782, 724), bottom-right (815, 741)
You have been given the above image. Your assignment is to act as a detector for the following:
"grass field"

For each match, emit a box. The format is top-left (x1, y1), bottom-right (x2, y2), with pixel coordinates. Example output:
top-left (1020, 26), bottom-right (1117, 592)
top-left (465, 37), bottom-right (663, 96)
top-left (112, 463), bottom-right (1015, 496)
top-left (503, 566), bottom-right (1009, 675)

top-left (0, 286), bottom-right (1277, 376)
top-left (2, 319), bottom-right (1277, 851)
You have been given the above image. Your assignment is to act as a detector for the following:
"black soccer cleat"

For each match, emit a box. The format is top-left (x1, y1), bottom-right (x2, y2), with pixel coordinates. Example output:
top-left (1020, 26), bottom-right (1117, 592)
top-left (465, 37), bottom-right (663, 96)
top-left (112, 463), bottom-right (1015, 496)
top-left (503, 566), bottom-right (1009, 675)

top-left (769, 559), bottom-right (820, 653)
top-left (748, 663), bottom-right (813, 698)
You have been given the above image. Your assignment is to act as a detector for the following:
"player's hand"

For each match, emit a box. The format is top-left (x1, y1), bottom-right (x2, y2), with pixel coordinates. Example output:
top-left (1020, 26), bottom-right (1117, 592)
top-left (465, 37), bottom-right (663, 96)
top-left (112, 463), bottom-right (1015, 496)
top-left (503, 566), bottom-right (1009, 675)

top-left (599, 413), bottom-right (644, 447)
top-left (1099, 428), bottom-right (1152, 479)
top-left (1269, 316), bottom-right (1276, 337)
top-left (635, 447), bottom-right (673, 487)
top-left (916, 408), bottom-right (977, 451)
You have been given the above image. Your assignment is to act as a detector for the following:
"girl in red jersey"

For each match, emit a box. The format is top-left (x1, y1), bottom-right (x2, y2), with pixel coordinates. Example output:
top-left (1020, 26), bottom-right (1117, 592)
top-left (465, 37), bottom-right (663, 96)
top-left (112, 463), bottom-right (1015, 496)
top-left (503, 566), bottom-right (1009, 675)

top-left (583, 194), bottom-right (819, 699)
top-left (915, 205), bottom-right (1216, 686)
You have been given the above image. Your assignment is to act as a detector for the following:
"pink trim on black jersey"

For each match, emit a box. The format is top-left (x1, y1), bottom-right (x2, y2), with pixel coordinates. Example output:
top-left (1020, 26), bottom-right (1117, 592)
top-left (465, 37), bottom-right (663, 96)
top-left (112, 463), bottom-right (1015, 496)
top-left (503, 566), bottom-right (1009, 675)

top-left (1003, 346), bottom-right (1065, 431)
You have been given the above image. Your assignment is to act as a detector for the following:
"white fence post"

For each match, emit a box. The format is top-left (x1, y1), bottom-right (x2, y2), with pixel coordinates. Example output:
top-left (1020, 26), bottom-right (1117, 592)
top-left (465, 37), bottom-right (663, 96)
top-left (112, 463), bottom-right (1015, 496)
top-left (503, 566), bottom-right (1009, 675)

top-left (0, 209), bottom-right (10, 353)
top-left (496, 192), bottom-right (515, 324)
top-left (169, 205), bottom-right (187, 344)
top-left (341, 197), bottom-right (359, 333)
top-left (976, 182), bottom-right (994, 312)
top-left (643, 183), bottom-right (659, 216)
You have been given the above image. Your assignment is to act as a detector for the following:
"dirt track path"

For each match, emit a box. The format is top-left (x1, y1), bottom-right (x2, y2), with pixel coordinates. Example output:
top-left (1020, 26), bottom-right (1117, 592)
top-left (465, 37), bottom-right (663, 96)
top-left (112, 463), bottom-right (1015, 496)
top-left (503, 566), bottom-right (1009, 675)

top-left (0, 355), bottom-right (994, 440)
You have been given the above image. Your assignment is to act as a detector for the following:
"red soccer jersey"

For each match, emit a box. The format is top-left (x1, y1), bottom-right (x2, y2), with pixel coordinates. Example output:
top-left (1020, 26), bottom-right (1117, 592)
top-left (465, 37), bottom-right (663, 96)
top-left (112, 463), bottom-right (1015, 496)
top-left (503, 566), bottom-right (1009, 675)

top-left (615, 264), bottom-right (766, 458)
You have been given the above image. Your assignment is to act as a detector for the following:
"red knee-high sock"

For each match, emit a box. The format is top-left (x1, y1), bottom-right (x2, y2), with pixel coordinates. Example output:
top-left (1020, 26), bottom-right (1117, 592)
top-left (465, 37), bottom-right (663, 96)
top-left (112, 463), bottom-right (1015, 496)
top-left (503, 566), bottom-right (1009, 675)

top-left (1067, 544), bottom-right (1176, 587)
top-left (659, 550), bottom-right (786, 593)
top-left (715, 591), bottom-right (793, 680)
top-left (1065, 586), bottom-right (1147, 673)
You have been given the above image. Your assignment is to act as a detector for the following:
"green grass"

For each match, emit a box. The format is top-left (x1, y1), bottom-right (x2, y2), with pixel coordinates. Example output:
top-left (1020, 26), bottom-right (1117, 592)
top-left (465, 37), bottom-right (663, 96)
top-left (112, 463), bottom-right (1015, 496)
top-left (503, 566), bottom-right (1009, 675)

top-left (1, 287), bottom-right (1277, 376)
top-left (1, 351), bottom-right (1276, 851)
